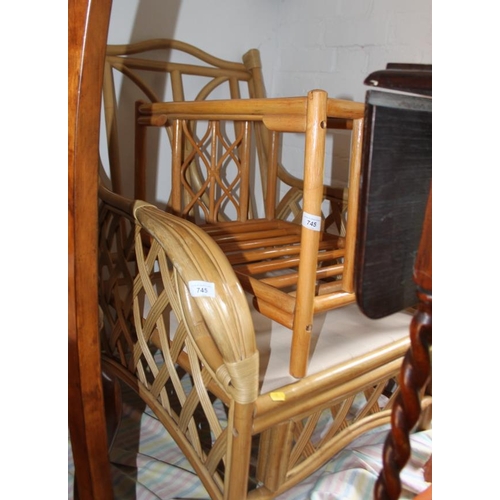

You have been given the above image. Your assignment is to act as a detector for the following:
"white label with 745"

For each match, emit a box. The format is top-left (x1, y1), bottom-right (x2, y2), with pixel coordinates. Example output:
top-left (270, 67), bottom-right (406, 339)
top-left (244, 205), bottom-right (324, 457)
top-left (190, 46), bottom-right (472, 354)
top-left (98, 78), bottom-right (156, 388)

top-left (189, 281), bottom-right (215, 297)
top-left (302, 212), bottom-right (322, 232)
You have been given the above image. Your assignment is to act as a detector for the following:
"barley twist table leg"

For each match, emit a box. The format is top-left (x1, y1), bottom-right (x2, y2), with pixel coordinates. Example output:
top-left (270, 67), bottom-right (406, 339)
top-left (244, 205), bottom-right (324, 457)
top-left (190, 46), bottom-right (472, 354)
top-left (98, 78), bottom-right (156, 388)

top-left (374, 292), bottom-right (432, 500)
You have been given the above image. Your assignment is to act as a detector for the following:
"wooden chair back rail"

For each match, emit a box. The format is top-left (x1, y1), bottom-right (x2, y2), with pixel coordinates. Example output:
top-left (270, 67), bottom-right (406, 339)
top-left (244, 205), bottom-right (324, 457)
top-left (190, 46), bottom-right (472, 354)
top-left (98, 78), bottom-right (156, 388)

top-left (103, 40), bottom-right (254, 199)
top-left (135, 90), bottom-right (364, 377)
top-left (103, 38), bottom-right (349, 234)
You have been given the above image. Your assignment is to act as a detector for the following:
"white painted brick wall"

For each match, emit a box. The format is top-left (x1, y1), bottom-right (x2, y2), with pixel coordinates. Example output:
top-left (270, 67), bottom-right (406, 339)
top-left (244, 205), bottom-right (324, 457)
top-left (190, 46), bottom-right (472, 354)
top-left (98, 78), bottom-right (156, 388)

top-left (272, 0), bottom-right (431, 183)
top-left (104, 0), bottom-right (431, 204)
top-left (273, 0), bottom-right (431, 101)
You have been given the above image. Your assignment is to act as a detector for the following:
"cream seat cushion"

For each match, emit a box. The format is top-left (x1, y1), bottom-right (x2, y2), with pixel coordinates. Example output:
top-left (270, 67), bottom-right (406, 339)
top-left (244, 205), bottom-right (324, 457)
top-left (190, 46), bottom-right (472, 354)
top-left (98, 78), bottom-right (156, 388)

top-left (251, 298), bottom-right (411, 394)
top-left (143, 287), bottom-right (411, 395)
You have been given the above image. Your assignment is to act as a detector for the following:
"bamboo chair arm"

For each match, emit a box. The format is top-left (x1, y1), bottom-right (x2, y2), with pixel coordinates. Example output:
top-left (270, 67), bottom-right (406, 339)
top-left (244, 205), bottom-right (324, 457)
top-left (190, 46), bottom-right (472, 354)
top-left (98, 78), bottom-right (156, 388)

top-left (98, 182), bottom-right (152, 218)
top-left (138, 95), bottom-right (364, 128)
top-left (134, 204), bottom-right (259, 404)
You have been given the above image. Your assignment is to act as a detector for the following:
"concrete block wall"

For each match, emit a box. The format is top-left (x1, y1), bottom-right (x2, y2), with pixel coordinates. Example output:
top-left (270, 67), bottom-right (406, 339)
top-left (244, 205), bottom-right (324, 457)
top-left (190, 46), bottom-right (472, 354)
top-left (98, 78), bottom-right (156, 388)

top-left (272, 0), bottom-right (431, 186)
top-left (272, 0), bottom-right (431, 102)
top-left (103, 0), bottom-right (431, 205)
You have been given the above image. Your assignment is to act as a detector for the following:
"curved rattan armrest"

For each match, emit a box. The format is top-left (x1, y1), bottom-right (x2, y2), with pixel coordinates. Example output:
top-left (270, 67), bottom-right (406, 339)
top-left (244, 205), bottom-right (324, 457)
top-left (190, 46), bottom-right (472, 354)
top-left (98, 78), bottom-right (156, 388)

top-left (134, 204), bottom-right (259, 404)
top-left (98, 182), bottom-right (152, 217)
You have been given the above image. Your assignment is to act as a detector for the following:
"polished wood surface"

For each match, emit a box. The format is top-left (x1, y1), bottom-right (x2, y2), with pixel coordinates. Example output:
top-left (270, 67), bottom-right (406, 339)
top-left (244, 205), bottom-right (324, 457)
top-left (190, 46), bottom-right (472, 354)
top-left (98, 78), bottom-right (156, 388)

top-left (365, 63), bottom-right (432, 97)
top-left (68, 0), bottom-right (113, 498)
top-left (355, 88), bottom-right (431, 318)
top-left (375, 196), bottom-right (432, 500)
top-left (355, 64), bottom-right (432, 500)
top-left (374, 193), bottom-right (432, 500)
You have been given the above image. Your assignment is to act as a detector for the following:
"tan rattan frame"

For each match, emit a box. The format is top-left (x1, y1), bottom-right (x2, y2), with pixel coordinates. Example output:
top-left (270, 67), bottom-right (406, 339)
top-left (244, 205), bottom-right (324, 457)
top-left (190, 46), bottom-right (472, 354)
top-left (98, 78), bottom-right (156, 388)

top-left (102, 38), bottom-right (347, 230)
top-left (98, 184), bottom-right (424, 500)
top-left (135, 90), bottom-right (363, 377)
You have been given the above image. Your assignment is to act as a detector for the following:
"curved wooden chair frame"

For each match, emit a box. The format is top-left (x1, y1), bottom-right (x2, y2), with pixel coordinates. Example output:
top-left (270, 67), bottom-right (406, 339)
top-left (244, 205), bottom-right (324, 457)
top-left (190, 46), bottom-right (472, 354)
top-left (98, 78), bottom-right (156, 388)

top-left (98, 183), bottom-right (421, 499)
top-left (68, 0), bottom-right (114, 498)
top-left (134, 90), bottom-right (364, 378)
top-left (71, 5), bottom-right (432, 494)
top-left (102, 38), bottom-right (347, 231)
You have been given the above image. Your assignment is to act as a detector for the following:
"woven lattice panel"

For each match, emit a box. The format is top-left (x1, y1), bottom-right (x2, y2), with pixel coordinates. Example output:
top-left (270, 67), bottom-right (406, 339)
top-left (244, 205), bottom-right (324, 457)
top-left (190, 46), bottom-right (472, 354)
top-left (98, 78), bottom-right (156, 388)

top-left (174, 119), bottom-right (251, 224)
top-left (99, 203), bottom-right (235, 494)
top-left (253, 375), bottom-right (401, 494)
top-left (289, 379), bottom-right (399, 470)
top-left (98, 203), bottom-right (137, 362)
top-left (98, 194), bottom-right (412, 499)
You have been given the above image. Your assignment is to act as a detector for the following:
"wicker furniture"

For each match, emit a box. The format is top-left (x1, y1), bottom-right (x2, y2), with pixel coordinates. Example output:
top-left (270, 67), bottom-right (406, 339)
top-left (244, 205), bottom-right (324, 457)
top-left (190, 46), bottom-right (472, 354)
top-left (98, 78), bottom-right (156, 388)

top-left (98, 183), bottom-right (421, 500)
top-left (356, 64), bottom-right (432, 500)
top-left (97, 40), bottom-right (431, 499)
top-left (133, 90), bottom-right (364, 378)
top-left (102, 38), bottom-right (348, 233)
top-left (70, 10), bottom-right (430, 497)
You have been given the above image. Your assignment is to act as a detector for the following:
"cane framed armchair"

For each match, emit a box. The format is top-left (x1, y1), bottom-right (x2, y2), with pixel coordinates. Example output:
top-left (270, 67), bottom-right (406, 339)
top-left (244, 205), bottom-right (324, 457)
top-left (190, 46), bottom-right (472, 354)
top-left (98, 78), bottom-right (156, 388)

top-left (96, 40), bottom-right (430, 499)
top-left (134, 89), bottom-right (364, 377)
top-left (98, 182), bottom-right (420, 499)
top-left (102, 38), bottom-right (348, 231)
